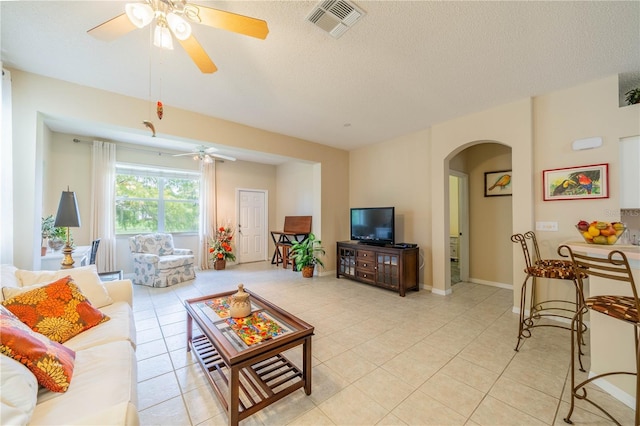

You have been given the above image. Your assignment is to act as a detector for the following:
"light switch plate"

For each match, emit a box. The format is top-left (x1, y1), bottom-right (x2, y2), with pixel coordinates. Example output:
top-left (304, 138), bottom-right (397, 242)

top-left (536, 221), bottom-right (559, 231)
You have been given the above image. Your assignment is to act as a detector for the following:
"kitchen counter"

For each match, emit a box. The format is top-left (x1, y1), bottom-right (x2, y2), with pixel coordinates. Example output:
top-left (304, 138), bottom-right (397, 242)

top-left (564, 241), bottom-right (640, 408)
top-left (564, 241), bottom-right (640, 264)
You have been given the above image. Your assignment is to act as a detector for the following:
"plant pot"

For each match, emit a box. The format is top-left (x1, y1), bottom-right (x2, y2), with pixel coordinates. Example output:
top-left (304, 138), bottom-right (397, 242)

top-left (301, 265), bottom-right (314, 278)
top-left (213, 259), bottom-right (226, 270)
top-left (41, 246), bottom-right (47, 256)
top-left (48, 238), bottom-right (64, 251)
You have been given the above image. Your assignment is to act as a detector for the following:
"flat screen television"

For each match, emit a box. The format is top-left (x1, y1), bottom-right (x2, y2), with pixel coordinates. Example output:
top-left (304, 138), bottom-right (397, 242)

top-left (350, 207), bottom-right (395, 245)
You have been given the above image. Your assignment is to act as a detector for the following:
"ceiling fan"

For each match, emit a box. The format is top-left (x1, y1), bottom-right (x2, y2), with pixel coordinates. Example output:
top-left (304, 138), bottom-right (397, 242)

top-left (87, 0), bottom-right (269, 73)
top-left (173, 146), bottom-right (236, 162)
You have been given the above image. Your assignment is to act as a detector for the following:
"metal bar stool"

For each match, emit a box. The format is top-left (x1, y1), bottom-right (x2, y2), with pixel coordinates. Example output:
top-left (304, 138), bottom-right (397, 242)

top-left (511, 232), bottom-right (587, 353)
top-left (560, 246), bottom-right (639, 426)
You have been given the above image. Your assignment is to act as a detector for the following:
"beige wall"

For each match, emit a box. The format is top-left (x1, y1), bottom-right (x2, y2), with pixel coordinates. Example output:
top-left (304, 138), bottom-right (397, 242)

top-left (464, 143), bottom-right (512, 285)
top-left (275, 161), bottom-right (315, 229)
top-left (349, 129), bottom-right (432, 285)
top-left (449, 176), bottom-right (459, 237)
top-left (8, 69), bottom-right (349, 271)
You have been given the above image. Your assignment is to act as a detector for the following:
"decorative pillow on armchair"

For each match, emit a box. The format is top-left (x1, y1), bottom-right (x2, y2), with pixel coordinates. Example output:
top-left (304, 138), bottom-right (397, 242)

top-left (0, 305), bottom-right (75, 393)
top-left (1, 276), bottom-right (110, 343)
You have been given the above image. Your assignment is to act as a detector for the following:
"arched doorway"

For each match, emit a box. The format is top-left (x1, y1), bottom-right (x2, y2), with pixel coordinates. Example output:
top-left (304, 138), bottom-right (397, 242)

top-left (447, 142), bottom-right (513, 291)
top-left (429, 98), bottom-right (534, 310)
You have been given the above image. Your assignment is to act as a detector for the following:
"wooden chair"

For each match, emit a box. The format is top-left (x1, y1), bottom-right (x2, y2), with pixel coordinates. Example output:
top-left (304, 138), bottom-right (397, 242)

top-left (511, 232), bottom-right (587, 353)
top-left (560, 246), bottom-right (639, 426)
top-left (271, 216), bottom-right (312, 269)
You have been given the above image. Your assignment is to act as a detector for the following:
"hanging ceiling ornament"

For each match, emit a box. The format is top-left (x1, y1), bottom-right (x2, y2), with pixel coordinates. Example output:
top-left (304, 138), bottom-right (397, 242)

top-left (157, 101), bottom-right (163, 120)
top-left (88, 0), bottom-right (269, 74)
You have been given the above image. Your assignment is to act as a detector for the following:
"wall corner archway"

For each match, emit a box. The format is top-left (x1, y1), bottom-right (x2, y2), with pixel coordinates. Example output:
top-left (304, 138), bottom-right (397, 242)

top-left (429, 98), bottom-right (534, 310)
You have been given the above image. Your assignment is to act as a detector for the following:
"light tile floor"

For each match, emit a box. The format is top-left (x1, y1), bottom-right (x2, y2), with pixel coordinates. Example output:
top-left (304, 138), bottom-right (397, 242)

top-left (133, 262), bottom-right (635, 425)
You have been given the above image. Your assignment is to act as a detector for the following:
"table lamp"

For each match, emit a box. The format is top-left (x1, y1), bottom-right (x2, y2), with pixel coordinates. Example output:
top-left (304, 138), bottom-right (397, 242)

top-left (54, 187), bottom-right (81, 269)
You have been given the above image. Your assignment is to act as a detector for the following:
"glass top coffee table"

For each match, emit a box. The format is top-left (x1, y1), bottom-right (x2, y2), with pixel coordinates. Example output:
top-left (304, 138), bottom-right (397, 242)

top-left (185, 289), bottom-right (314, 425)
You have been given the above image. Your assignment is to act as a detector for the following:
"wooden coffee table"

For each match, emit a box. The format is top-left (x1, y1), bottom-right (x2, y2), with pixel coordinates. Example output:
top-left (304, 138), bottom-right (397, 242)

top-left (185, 289), bottom-right (314, 425)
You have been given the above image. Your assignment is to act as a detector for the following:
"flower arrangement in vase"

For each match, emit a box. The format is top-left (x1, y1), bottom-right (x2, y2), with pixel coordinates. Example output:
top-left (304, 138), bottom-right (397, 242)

top-left (209, 226), bottom-right (236, 270)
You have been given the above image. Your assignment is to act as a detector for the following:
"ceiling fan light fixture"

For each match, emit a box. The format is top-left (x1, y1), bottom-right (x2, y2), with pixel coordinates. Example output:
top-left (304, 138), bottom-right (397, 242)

top-left (125, 3), bottom-right (154, 28)
top-left (167, 13), bottom-right (192, 40)
top-left (203, 155), bottom-right (214, 163)
top-left (154, 20), bottom-right (174, 50)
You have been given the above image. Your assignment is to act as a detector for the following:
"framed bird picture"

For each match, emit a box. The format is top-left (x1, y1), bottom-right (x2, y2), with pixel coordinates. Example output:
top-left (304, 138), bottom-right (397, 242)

top-left (543, 163), bottom-right (609, 201)
top-left (484, 170), bottom-right (512, 197)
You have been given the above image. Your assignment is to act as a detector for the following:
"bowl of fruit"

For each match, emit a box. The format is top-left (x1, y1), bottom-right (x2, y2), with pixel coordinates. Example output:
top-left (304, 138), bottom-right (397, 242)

top-left (576, 220), bottom-right (626, 245)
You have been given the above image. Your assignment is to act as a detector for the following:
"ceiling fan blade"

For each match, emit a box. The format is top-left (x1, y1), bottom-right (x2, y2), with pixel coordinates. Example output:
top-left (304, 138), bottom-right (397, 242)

top-left (195, 5), bottom-right (269, 39)
top-left (172, 153), bottom-right (196, 157)
top-left (87, 13), bottom-right (137, 42)
top-left (177, 35), bottom-right (217, 74)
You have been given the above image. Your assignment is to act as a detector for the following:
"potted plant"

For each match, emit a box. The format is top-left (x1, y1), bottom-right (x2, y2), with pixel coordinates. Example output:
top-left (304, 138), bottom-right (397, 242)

top-left (41, 215), bottom-right (66, 254)
top-left (290, 233), bottom-right (325, 278)
top-left (209, 226), bottom-right (236, 270)
top-left (625, 88), bottom-right (640, 105)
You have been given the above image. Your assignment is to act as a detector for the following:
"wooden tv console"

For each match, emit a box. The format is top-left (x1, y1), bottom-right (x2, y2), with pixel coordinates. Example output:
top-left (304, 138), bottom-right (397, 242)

top-left (336, 241), bottom-right (419, 297)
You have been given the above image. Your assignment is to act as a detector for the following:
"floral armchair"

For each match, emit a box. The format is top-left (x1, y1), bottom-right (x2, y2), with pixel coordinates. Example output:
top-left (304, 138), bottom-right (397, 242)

top-left (128, 233), bottom-right (195, 287)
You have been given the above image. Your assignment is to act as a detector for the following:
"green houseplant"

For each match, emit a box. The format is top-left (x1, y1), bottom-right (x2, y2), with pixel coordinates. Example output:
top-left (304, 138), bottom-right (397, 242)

top-left (41, 215), bottom-right (66, 252)
top-left (290, 233), bottom-right (325, 278)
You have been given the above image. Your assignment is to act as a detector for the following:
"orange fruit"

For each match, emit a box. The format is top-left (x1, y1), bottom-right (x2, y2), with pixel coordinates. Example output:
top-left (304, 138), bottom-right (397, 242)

top-left (588, 226), bottom-right (600, 237)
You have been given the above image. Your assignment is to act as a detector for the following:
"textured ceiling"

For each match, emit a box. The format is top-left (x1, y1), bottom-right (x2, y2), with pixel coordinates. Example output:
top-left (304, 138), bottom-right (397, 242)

top-left (1, 1), bottom-right (639, 159)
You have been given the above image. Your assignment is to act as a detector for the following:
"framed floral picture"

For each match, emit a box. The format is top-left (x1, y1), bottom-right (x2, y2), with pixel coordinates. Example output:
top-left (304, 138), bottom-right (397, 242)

top-left (484, 170), bottom-right (512, 197)
top-left (542, 163), bottom-right (609, 201)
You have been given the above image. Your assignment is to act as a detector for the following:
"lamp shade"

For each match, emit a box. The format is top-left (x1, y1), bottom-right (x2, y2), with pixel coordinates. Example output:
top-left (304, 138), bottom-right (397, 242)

top-left (54, 191), bottom-right (81, 228)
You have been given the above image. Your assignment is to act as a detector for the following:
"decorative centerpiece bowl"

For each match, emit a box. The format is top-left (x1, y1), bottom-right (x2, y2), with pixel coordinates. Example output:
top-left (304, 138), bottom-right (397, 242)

top-left (575, 220), bottom-right (626, 245)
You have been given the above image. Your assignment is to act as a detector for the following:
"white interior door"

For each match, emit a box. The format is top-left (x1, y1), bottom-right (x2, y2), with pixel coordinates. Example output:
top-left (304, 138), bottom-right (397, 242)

top-left (451, 171), bottom-right (470, 282)
top-left (237, 190), bottom-right (267, 263)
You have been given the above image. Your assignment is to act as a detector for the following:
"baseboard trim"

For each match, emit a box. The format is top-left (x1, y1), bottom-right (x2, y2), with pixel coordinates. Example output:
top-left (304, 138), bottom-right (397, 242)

top-left (469, 278), bottom-right (513, 290)
top-left (590, 373), bottom-right (636, 409)
top-left (431, 287), bottom-right (453, 296)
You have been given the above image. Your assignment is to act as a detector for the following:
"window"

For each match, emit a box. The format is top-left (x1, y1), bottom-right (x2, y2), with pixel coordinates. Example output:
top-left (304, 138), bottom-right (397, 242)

top-left (115, 165), bottom-right (200, 234)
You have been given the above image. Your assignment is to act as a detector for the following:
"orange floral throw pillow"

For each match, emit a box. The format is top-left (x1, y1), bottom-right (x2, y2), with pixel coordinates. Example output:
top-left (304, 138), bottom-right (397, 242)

top-left (1, 276), bottom-right (110, 343)
top-left (0, 305), bottom-right (75, 392)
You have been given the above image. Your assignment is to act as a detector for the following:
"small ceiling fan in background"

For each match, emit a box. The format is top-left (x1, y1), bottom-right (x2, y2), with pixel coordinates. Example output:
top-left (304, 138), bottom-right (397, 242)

top-left (87, 0), bottom-right (269, 73)
top-left (173, 146), bottom-right (236, 162)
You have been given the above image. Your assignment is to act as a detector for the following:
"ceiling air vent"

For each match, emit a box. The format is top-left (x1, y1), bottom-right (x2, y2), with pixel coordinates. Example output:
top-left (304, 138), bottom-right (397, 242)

top-left (306, 0), bottom-right (365, 39)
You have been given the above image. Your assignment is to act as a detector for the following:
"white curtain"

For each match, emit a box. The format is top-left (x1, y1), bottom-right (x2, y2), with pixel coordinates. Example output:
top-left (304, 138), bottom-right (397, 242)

top-left (91, 141), bottom-right (116, 271)
top-left (199, 161), bottom-right (216, 269)
top-left (1, 67), bottom-right (14, 264)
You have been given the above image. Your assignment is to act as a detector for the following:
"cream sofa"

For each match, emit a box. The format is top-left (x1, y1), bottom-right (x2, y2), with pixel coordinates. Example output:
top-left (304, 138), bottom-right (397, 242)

top-left (0, 264), bottom-right (138, 426)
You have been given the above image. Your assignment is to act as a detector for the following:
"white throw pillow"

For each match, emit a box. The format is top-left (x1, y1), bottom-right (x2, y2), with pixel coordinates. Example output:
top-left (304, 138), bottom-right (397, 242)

top-left (14, 265), bottom-right (113, 308)
top-left (0, 354), bottom-right (38, 426)
top-left (0, 265), bottom-right (19, 301)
